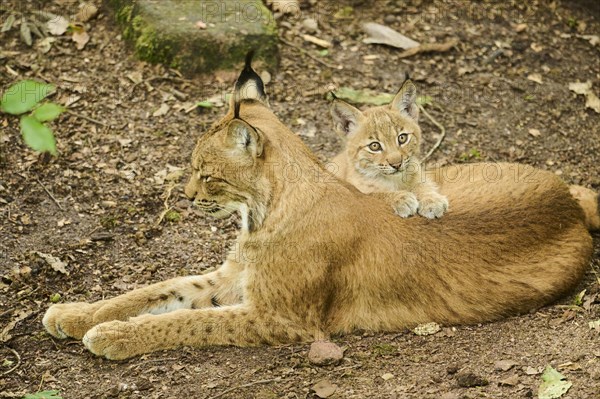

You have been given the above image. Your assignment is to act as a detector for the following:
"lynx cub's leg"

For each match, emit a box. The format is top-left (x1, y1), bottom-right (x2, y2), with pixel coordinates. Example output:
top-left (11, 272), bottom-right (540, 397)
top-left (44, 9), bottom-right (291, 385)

top-left (373, 191), bottom-right (419, 217)
top-left (414, 181), bottom-right (449, 219)
top-left (43, 260), bottom-right (244, 339)
top-left (83, 305), bottom-right (317, 359)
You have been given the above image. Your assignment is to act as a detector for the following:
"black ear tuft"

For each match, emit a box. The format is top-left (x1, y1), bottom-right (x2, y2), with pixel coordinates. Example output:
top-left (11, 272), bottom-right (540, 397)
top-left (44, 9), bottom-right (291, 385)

top-left (233, 51), bottom-right (267, 119)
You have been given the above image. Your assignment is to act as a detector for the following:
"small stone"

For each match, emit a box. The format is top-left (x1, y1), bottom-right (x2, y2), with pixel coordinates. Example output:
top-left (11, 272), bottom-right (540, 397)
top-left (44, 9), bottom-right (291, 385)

top-left (456, 372), bottom-right (489, 388)
top-left (381, 373), bottom-right (394, 381)
top-left (302, 18), bottom-right (318, 33)
top-left (308, 340), bottom-right (344, 366)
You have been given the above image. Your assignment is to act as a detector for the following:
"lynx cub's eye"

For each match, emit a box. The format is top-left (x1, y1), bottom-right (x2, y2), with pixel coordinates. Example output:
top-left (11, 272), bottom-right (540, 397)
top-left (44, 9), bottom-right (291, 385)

top-left (398, 133), bottom-right (410, 146)
top-left (368, 142), bottom-right (382, 152)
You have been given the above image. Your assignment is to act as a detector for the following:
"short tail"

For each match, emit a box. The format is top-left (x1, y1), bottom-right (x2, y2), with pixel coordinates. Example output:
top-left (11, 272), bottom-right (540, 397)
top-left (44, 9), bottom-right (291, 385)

top-left (569, 185), bottom-right (600, 231)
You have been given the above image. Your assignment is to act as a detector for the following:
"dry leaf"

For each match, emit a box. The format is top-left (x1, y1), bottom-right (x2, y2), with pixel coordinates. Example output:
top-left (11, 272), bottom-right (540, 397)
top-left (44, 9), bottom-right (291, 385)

top-left (36, 251), bottom-right (69, 274)
top-left (578, 34), bottom-right (599, 47)
top-left (527, 73), bottom-right (543, 84)
top-left (398, 39), bottom-right (458, 58)
top-left (303, 34), bottom-right (331, 48)
top-left (312, 379), bottom-right (337, 398)
top-left (0, 310), bottom-right (33, 342)
top-left (499, 374), bottom-right (519, 386)
top-left (75, 3), bottom-right (99, 22)
top-left (153, 103), bottom-right (170, 117)
top-left (36, 37), bottom-right (56, 53)
top-left (48, 16), bottom-right (70, 35)
top-left (585, 92), bottom-right (600, 113)
top-left (569, 81), bottom-right (600, 113)
top-left (530, 43), bottom-right (543, 52)
top-left (569, 81), bottom-right (592, 95)
top-left (381, 373), bottom-right (394, 381)
top-left (529, 128), bottom-right (541, 137)
top-left (363, 22), bottom-right (420, 49)
top-left (20, 19), bottom-right (32, 46)
top-left (513, 23), bottom-right (527, 33)
top-left (72, 30), bottom-right (90, 50)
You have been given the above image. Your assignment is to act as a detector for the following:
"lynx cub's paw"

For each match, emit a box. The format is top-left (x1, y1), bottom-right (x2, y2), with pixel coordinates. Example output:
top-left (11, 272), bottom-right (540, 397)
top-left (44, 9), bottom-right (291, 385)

top-left (418, 193), bottom-right (449, 219)
top-left (392, 192), bottom-right (419, 218)
top-left (43, 302), bottom-right (104, 340)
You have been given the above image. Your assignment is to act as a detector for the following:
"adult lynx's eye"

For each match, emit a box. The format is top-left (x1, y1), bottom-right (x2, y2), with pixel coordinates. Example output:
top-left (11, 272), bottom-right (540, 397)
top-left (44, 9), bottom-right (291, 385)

top-left (398, 133), bottom-right (410, 145)
top-left (368, 142), bottom-right (382, 152)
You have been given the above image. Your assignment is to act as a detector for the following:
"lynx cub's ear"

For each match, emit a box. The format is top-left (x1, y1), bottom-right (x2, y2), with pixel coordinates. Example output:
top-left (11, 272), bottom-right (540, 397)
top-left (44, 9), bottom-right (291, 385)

top-left (391, 79), bottom-right (419, 121)
top-left (233, 51), bottom-right (268, 118)
top-left (226, 119), bottom-right (264, 159)
top-left (330, 99), bottom-right (364, 136)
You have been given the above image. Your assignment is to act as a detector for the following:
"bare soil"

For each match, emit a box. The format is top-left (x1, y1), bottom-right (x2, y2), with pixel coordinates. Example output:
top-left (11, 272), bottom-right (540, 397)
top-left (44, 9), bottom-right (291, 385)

top-left (1, 1), bottom-right (599, 398)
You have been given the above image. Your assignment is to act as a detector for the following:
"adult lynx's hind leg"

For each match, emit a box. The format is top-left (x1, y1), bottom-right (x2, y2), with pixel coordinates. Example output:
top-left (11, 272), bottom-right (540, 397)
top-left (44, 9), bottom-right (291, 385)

top-left (43, 261), bottom-right (243, 339)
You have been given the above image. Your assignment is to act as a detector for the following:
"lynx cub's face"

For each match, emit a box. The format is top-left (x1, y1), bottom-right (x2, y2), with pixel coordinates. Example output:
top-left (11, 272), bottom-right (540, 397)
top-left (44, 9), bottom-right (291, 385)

top-left (331, 79), bottom-right (421, 182)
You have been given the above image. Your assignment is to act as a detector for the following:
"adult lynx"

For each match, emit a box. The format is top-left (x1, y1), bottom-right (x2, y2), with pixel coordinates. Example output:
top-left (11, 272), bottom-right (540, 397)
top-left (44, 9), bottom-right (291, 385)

top-left (43, 53), bottom-right (597, 360)
top-left (330, 79), bottom-right (448, 218)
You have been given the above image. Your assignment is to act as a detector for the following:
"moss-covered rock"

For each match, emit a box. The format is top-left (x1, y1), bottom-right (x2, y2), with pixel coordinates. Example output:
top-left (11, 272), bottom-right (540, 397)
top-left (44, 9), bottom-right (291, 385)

top-left (107, 0), bottom-right (279, 75)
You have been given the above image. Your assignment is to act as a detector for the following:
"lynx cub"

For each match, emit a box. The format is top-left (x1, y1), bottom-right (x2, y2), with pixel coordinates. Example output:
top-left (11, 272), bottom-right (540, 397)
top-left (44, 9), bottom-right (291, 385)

top-left (330, 79), bottom-right (448, 219)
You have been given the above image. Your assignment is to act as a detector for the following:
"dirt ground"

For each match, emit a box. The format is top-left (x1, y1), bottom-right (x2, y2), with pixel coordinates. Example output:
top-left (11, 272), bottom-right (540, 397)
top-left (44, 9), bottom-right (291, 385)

top-left (1, 0), bottom-right (599, 398)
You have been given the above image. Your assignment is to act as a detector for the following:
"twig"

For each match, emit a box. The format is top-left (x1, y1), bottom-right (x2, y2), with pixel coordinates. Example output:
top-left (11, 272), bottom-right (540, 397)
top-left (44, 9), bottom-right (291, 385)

top-left (280, 38), bottom-right (341, 70)
top-left (208, 378), bottom-right (282, 399)
top-left (35, 178), bottom-right (64, 211)
top-left (1, 347), bottom-right (21, 376)
top-left (65, 110), bottom-right (109, 128)
top-left (419, 104), bottom-right (446, 163)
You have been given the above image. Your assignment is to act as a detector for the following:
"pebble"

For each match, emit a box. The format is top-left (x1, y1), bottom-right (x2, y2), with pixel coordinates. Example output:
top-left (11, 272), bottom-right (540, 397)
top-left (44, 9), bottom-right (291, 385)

top-left (308, 340), bottom-right (344, 366)
top-left (384, 15), bottom-right (396, 24)
top-left (302, 18), bottom-right (318, 33)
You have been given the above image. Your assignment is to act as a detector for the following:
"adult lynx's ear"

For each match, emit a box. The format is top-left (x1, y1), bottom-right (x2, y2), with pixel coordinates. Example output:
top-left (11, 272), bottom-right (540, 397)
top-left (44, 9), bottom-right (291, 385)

top-left (233, 51), bottom-right (268, 118)
top-left (391, 78), bottom-right (419, 121)
top-left (226, 119), bottom-right (264, 159)
top-left (330, 97), bottom-right (364, 136)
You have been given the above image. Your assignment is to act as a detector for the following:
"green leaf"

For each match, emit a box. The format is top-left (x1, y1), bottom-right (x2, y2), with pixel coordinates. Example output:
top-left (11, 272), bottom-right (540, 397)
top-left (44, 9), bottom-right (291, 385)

top-left (196, 101), bottom-right (214, 109)
top-left (1, 80), bottom-right (55, 115)
top-left (334, 87), bottom-right (394, 106)
top-left (538, 366), bottom-right (572, 399)
top-left (32, 102), bottom-right (65, 122)
top-left (23, 390), bottom-right (63, 399)
top-left (318, 49), bottom-right (329, 57)
top-left (20, 116), bottom-right (57, 155)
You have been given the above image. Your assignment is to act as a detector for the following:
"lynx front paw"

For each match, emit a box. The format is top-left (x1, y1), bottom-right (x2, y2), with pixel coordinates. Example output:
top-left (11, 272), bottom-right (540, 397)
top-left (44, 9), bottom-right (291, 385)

top-left (418, 193), bottom-right (449, 219)
top-left (392, 192), bottom-right (419, 218)
top-left (83, 320), bottom-right (145, 360)
top-left (43, 302), bottom-right (103, 340)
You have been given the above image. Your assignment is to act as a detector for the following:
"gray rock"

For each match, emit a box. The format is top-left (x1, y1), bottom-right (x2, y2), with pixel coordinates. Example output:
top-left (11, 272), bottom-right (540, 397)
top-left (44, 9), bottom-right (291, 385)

top-left (107, 0), bottom-right (278, 75)
top-left (308, 340), bottom-right (344, 366)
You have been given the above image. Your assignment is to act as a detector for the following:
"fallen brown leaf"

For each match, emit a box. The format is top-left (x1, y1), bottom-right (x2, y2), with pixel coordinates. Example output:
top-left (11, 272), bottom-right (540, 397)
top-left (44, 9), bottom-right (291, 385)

top-left (398, 39), bottom-right (458, 58)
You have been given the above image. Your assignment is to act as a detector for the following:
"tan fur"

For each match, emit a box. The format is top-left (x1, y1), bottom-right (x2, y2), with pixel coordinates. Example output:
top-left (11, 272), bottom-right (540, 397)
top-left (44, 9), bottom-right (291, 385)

top-left (569, 185), bottom-right (600, 231)
top-left (330, 80), bottom-right (448, 218)
top-left (43, 65), bottom-right (596, 360)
